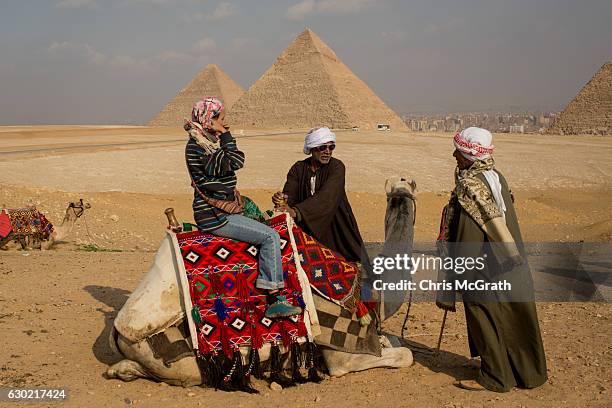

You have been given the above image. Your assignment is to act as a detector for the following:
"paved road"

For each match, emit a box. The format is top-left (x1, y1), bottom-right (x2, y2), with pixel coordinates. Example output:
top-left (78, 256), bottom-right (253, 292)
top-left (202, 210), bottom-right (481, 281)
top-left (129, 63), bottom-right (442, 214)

top-left (0, 130), bottom-right (309, 158)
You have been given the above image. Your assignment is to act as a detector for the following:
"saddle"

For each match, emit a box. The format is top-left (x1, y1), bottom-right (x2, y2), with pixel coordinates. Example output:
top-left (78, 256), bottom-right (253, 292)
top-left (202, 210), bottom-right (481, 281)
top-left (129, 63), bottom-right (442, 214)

top-left (0, 206), bottom-right (54, 243)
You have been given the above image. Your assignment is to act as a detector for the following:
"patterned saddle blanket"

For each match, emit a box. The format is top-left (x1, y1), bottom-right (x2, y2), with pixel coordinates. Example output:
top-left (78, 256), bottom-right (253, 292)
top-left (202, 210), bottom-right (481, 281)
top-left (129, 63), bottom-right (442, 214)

top-left (175, 214), bottom-right (373, 359)
top-left (0, 207), bottom-right (53, 240)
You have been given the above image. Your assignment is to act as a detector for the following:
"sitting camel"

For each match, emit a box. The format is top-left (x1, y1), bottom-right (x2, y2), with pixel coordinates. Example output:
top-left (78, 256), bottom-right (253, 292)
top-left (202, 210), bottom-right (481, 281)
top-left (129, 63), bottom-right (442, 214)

top-left (0, 199), bottom-right (91, 250)
top-left (106, 178), bottom-right (417, 387)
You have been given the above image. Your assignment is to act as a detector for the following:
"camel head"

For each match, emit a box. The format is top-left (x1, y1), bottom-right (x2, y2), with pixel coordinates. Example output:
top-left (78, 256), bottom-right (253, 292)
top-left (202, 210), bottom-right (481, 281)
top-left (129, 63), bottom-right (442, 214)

top-left (383, 176), bottom-right (417, 237)
top-left (384, 176), bottom-right (417, 230)
top-left (385, 176), bottom-right (417, 201)
top-left (50, 199), bottom-right (92, 244)
top-left (59, 199), bottom-right (91, 225)
top-left (66, 199), bottom-right (91, 219)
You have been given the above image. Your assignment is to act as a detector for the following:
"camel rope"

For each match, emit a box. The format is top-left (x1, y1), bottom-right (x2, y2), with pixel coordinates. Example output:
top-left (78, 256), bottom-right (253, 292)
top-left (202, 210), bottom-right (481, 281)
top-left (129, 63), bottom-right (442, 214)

top-left (80, 209), bottom-right (101, 248)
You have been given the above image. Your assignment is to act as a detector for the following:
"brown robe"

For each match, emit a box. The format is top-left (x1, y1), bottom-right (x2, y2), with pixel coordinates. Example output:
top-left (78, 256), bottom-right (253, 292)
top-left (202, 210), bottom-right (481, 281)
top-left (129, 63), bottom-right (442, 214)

top-left (445, 170), bottom-right (548, 392)
top-left (282, 157), bottom-right (366, 263)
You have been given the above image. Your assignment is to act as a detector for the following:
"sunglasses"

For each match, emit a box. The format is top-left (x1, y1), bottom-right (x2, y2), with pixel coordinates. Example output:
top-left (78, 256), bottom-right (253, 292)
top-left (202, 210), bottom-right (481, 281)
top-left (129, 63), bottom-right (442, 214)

top-left (312, 144), bottom-right (336, 152)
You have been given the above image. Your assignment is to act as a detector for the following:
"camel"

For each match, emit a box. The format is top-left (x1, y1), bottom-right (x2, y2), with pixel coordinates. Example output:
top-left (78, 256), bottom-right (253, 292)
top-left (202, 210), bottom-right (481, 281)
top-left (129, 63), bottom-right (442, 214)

top-left (106, 178), bottom-right (417, 387)
top-left (0, 199), bottom-right (91, 250)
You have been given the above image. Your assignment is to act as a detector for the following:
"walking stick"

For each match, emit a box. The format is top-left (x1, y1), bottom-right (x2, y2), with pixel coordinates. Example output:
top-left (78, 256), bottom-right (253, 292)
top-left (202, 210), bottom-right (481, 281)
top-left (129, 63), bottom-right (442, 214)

top-left (436, 310), bottom-right (448, 353)
top-left (400, 289), bottom-right (413, 338)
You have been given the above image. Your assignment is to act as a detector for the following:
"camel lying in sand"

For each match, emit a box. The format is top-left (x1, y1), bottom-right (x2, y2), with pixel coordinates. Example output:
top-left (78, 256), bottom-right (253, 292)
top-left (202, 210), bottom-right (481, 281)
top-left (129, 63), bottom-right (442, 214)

top-left (106, 178), bottom-right (417, 387)
top-left (0, 199), bottom-right (90, 250)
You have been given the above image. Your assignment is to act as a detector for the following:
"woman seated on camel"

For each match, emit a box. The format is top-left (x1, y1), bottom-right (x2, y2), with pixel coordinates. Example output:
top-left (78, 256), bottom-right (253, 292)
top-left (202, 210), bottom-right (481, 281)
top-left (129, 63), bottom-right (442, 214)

top-left (184, 97), bottom-right (300, 319)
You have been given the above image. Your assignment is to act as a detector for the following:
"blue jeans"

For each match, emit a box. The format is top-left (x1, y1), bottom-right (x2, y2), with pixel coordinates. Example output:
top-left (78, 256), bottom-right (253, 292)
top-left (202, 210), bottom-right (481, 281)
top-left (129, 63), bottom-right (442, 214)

top-left (212, 214), bottom-right (284, 290)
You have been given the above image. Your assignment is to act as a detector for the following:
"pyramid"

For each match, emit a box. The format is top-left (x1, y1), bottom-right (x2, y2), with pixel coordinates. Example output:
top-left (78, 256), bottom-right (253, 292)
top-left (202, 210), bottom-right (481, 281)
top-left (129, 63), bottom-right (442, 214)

top-left (148, 64), bottom-right (244, 127)
top-left (229, 29), bottom-right (407, 131)
top-left (549, 62), bottom-right (612, 135)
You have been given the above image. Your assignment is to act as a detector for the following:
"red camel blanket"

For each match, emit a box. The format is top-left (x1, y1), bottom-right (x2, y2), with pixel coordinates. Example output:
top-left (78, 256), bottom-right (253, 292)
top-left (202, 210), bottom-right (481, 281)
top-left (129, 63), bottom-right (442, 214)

top-left (177, 215), bottom-right (309, 356)
top-left (176, 214), bottom-right (365, 357)
top-left (0, 207), bottom-right (53, 240)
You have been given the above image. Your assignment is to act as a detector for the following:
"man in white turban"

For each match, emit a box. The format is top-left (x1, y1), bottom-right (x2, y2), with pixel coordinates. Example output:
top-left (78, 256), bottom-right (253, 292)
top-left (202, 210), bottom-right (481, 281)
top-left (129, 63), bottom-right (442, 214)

top-left (272, 127), bottom-right (366, 263)
top-left (302, 126), bottom-right (337, 155)
top-left (436, 127), bottom-right (547, 392)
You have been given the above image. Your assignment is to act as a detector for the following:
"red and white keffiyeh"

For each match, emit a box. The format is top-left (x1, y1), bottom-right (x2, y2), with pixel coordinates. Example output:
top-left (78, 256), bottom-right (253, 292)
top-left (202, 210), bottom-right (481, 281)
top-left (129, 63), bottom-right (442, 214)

top-left (453, 127), bottom-right (494, 161)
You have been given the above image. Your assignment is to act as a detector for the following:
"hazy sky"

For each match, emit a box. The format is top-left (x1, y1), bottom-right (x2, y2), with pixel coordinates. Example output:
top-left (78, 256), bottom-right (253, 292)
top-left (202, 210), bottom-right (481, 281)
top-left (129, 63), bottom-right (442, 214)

top-left (0, 0), bottom-right (610, 125)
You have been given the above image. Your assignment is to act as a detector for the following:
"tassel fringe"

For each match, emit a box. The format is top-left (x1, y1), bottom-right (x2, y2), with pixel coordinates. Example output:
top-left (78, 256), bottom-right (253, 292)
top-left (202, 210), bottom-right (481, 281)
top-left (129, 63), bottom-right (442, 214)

top-left (246, 347), bottom-right (262, 380)
top-left (290, 341), bottom-right (307, 384)
top-left (269, 343), bottom-right (295, 388)
top-left (305, 340), bottom-right (322, 383)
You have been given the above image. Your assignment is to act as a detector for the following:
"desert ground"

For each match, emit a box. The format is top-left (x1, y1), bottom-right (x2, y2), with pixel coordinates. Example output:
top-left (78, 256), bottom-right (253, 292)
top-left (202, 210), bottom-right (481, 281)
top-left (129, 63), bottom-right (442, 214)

top-left (0, 126), bottom-right (610, 407)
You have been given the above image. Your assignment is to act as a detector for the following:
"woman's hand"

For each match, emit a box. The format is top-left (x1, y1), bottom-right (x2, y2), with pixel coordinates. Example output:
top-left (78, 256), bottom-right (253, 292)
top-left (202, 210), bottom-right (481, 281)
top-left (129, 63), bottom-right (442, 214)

top-left (208, 116), bottom-right (229, 135)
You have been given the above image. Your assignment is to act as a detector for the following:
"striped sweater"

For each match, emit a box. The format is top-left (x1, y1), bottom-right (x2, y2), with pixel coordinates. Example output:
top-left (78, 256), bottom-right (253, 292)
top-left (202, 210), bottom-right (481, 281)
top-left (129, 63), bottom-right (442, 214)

top-left (185, 132), bottom-right (245, 231)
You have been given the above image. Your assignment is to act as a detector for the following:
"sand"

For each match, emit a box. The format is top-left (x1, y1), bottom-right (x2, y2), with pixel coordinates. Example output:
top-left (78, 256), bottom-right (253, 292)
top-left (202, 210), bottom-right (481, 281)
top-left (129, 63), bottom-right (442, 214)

top-left (0, 126), bottom-right (610, 407)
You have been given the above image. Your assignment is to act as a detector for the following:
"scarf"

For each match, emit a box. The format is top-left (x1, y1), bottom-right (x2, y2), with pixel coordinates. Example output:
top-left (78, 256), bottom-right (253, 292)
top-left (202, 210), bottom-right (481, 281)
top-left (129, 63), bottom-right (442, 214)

top-left (184, 122), bottom-right (219, 155)
top-left (445, 157), bottom-right (521, 266)
top-left (454, 157), bottom-right (503, 228)
top-left (184, 97), bottom-right (224, 155)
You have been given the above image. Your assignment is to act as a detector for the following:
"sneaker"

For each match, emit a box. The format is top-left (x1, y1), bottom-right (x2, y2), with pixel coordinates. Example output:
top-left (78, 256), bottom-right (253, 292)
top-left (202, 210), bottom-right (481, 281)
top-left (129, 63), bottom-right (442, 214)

top-left (265, 295), bottom-right (302, 318)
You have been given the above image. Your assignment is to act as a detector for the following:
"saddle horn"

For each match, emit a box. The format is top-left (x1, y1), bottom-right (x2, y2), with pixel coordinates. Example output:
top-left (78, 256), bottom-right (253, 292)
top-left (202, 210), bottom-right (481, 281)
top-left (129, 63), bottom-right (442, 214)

top-left (165, 208), bottom-right (181, 232)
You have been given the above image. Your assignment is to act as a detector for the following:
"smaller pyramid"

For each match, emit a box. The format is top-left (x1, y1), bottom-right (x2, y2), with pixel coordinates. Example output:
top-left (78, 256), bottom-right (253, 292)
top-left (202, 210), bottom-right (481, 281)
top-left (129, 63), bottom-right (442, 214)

top-left (230, 29), bottom-right (407, 131)
top-left (148, 64), bottom-right (244, 127)
top-left (549, 62), bottom-right (612, 135)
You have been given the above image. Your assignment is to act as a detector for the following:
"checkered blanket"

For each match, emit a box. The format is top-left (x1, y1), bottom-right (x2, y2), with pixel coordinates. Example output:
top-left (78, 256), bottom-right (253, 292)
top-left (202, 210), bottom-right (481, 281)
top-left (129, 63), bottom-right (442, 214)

top-left (313, 293), bottom-right (381, 356)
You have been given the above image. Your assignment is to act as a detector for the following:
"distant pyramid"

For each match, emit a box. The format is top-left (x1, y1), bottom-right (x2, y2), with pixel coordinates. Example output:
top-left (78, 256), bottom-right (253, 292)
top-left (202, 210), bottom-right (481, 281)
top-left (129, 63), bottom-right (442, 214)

top-left (148, 64), bottom-right (244, 127)
top-left (229, 29), bottom-right (407, 131)
top-left (549, 62), bottom-right (612, 135)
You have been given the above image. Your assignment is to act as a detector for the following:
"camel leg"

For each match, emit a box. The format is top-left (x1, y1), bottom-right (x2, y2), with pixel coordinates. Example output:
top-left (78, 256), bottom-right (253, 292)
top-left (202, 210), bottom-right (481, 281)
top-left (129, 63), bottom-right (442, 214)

top-left (106, 359), bottom-right (152, 382)
top-left (321, 335), bottom-right (413, 377)
top-left (109, 332), bottom-right (203, 387)
top-left (41, 236), bottom-right (54, 250)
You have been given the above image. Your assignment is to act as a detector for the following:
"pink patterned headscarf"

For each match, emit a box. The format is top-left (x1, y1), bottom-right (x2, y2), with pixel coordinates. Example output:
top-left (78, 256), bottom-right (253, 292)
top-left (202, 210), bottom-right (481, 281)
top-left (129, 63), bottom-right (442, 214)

top-left (192, 97), bottom-right (224, 128)
top-left (184, 97), bottom-right (224, 150)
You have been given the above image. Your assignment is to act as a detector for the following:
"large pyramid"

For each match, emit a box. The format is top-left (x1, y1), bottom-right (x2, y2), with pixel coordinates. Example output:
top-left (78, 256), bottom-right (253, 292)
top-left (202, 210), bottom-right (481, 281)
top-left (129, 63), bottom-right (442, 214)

top-left (229, 29), bottom-right (407, 131)
top-left (148, 64), bottom-right (244, 127)
top-left (549, 62), bottom-right (612, 135)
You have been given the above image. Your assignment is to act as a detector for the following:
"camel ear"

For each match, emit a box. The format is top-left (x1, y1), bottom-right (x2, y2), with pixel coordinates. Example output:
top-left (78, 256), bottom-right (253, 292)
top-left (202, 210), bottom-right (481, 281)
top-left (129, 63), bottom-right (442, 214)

top-left (398, 175), bottom-right (415, 189)
top-left (410, 179), bottom-right (417, 195)
top-left (385, 176), bottom-right (401, 195)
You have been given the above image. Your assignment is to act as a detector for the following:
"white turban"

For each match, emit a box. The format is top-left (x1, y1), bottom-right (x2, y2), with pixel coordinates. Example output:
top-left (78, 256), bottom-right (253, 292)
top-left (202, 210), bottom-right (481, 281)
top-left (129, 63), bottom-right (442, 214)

top-left (453, 127), bottom-right (494, 161)
top-left (303, 127), bottom-right (336, 154)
